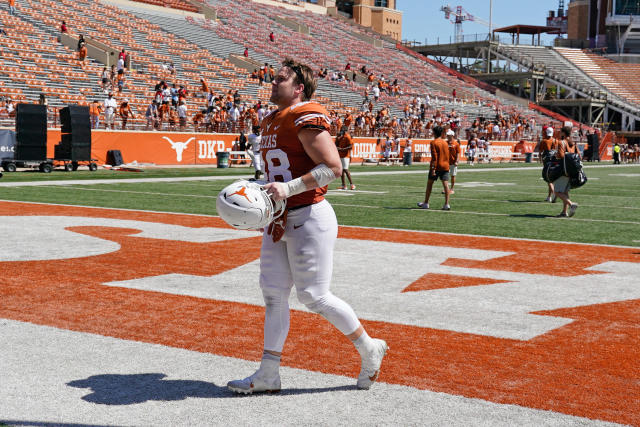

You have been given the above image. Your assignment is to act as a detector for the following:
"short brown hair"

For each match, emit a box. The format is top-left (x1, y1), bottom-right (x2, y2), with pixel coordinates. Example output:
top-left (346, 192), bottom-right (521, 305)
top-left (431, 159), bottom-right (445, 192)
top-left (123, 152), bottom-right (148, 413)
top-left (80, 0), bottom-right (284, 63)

top-left (282, 58), bottom-right (317, 101)
top-left (561, 126), bottom-right (572, 137)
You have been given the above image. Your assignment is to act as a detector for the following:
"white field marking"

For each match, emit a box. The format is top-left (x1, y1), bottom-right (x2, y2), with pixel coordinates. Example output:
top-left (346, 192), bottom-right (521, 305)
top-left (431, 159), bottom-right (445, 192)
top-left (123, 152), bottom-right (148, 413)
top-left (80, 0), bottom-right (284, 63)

top-left (446, 197), bottom-right (640, 211)
top-left (326, 189), bottom-right (387, 195)
top-left (0, 175), bottom-right (243, 187)
top-left (609, 173), bottom-right (640, 177)
top-left (0, 198), bottom-right (634, 250)
top-left (330, 203), bottom-right (640, 225)
top-left (98, 229), bottom-right (640, 340)
top-left (1, 320), bottom-right (621, 426)
top-left (0, 216), bottom-right (259, 262)
top-left (0, 163), bottom-right (635, 188)
top-left (37, 185), bottom-right (219, 199)
top-left (454, 182), bottom-right (515, 188)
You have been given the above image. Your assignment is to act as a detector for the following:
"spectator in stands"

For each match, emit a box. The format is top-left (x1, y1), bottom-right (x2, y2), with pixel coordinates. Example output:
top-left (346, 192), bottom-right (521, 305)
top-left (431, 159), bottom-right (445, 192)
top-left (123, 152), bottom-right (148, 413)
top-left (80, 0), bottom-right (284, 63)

top-left (116, 69), bottom-right (125, 92)
top-left (109, 65), bottom-right (116, 88)
top-left (38, 93), bottom-right (47, 106)
top-left (192, 109), bottom-right (205, 132)
top-left (100, 67), bottom-right (109, 92)
top-left (167, 62), bottom-right (175, 76)
top-left (268, 65), bottom-right (275, 83)
top-left (199, 78), bottom-right (208, 97)
top-left (336, 126), bottom-right (355, 190)
top-left (418, 125), bottom-right (451, 211)
top-left (177, 101), bottom-right (187, 131)
top-left (116, 56), bottom-right (125, 73)
top-left (228, 103), bottom-right (240, 132)
top-left (372, 85), bottom-right (380, 102)
top-left (8, 0), bottom-right (15, 15)
top-left (170, 83), bottom-right (179, 107)
top-left (553, 126), bottom-right (579, 217)
top-left (6, 98), bottom-right (14, 118)
top-left (168, 106), bottom-right (178, 131)
top-left (243, 47), bottom-right (248, 58)
top-left (103, 93), bottom-right (117, 130)
top-left (118, 48), bottom-right (127, 64)
top-left (77, 35), bottom-right (87, 62)
top-left (60, 21), bottom-right (67, 34)
top-left (158, 101), bottom-right (169, 130)
top-left (447, 131), bottom-right (460, 195)
top-left (119, 99), bottom-right (134, 130)
top-left (89, 100), bottom-right (102, 129)
top-left (145, 101), bottom-right (157, 130)
top-left (269, 31), bottom-right (275, 42)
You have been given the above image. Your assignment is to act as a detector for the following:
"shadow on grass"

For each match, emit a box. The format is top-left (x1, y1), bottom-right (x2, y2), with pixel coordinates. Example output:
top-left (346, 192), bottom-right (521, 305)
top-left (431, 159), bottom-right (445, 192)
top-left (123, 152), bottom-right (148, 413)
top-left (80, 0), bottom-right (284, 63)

top-left (509, 213), bottom-right (555, 219)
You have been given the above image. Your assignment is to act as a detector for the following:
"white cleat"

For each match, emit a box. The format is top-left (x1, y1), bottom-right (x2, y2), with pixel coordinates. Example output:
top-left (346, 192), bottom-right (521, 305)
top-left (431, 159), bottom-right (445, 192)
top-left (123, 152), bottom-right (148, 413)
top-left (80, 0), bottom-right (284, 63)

top-left (227, 369), bottom-right (281, 395)
top-left (357, 338), bottom-right (389, 390)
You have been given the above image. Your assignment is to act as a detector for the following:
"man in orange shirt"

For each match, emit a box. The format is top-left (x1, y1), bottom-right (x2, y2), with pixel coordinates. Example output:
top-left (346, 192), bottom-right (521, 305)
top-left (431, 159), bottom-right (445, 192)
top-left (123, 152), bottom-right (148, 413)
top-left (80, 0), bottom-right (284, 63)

top-left (418, 125), bottom-right (450, 210)
top-left (8, 0), bottom-right (15, 15)
top-left (89, 100), bottom-right (102, 130)
top-left (335, 126), bottom-right (355, 190)
top-left (539, 126), bottom-right (557, 202)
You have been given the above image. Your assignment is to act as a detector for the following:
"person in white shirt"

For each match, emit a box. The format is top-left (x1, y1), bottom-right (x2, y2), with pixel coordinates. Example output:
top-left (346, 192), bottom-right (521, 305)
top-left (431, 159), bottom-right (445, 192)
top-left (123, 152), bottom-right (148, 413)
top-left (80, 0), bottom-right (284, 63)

top-left (257, 105), bottom-right (267, 123)
top-left (372, 85), bottom-right (380, 102)
top-left (246, 125), bottom-right (262, 179)
top-left (103, 93), bottom-right (117, 130)
top-left (177, 101), bottom-right (187, 131)
top-left (403, 138), bottom-right (412, 166)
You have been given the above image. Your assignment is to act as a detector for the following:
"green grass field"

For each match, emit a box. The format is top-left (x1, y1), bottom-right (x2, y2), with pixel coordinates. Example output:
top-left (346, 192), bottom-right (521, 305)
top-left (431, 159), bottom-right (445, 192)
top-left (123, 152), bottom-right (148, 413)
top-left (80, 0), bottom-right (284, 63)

top-left (1, 162), bottom-right (638, 247)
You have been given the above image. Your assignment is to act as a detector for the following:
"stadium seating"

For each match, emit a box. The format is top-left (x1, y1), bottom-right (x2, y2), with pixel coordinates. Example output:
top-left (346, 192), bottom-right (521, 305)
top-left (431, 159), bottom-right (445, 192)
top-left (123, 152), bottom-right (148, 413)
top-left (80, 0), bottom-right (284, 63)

top-left (0, 0), bottom-right (561, 135)
top-left (554, 47), bottom-right (640, 107)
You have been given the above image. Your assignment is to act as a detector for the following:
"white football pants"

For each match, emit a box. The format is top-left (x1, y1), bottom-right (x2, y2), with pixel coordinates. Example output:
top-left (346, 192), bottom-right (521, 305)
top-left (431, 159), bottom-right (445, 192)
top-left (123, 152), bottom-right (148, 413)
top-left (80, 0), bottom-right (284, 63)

top-left (259, 199), bottom-right (360, 353)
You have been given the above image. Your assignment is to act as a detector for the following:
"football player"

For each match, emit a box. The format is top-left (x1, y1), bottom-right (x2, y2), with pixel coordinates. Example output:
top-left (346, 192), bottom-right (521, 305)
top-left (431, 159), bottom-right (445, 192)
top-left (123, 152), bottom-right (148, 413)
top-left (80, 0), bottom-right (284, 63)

top-left (246, 125), bottom-right (263, 180)
top-left (227, 59), bottom-right (388, 394)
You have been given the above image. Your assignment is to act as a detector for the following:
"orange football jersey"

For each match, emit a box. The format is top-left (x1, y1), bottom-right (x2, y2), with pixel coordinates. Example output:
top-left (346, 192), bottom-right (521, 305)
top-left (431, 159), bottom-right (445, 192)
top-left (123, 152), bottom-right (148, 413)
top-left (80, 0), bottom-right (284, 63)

top-left (260, 101), bottom-right (332, 208)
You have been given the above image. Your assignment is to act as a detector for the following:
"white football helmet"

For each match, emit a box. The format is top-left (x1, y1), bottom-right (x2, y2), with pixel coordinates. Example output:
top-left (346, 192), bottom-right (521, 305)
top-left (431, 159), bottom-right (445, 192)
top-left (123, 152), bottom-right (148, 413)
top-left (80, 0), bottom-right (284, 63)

top-left (216, 180), bottom-right (286, 230)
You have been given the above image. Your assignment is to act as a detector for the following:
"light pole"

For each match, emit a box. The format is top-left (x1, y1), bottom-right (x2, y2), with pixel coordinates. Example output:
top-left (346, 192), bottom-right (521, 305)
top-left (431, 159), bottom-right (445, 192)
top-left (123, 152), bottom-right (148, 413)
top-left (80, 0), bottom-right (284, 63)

top-left (486, 0), bottom-right (493, 73)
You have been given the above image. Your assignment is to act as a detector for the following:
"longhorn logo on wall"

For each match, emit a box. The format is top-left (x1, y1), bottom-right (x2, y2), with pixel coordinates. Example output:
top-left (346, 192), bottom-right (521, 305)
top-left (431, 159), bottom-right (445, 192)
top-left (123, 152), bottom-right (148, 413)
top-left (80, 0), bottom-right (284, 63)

top-left (163, 136), bottom-right (194, 162)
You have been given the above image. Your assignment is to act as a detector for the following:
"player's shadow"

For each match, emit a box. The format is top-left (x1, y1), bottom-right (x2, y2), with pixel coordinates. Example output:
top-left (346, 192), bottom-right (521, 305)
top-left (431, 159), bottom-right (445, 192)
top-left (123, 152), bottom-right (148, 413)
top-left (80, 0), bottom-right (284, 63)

top-left (67, 373), bottom-right (226, 405)
top-left (509, 213), bottom-right (554, 218)
top-left (67, 373), bottom-right (356, 404)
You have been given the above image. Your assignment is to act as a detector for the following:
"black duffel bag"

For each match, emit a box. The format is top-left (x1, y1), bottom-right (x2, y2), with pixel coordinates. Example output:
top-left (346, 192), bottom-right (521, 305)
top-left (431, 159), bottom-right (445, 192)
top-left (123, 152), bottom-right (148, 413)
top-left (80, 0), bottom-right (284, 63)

top-left (542, 160), bottom-right (563, 183)
top-left (570, 168), bottom-right (588, 188)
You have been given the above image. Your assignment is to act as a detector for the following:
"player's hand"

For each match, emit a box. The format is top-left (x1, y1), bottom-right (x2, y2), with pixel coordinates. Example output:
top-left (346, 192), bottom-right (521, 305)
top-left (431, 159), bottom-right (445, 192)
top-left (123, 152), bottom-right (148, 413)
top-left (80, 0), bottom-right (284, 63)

top-left (263, 182), bottom-right (288, 201)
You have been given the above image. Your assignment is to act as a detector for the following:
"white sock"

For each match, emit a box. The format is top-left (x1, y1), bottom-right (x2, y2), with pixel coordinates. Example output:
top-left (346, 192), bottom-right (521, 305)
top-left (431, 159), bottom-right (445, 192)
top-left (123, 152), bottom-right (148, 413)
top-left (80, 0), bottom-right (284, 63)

top-left (259, 351), bottom-right (281, 375)
top-left (353, 330), bottom-right (375, 357)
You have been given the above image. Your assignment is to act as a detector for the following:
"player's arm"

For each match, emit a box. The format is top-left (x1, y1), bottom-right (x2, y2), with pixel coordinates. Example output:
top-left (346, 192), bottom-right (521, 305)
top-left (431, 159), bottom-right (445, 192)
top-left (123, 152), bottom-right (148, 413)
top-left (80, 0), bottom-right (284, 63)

top-left (264, 128), bottom-right (342, 201)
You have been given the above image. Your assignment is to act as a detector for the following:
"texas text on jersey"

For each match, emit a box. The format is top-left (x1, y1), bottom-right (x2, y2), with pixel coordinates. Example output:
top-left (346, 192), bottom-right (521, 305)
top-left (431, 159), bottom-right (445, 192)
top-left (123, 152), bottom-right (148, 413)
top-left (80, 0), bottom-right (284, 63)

top-left (260, 101), bottom-right (332, 208)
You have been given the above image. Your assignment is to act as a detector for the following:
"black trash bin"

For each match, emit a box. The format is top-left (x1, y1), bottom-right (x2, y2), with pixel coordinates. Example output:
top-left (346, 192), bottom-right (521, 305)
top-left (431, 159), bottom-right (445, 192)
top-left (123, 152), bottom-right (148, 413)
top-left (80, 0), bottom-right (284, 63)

top-left (525, 152), bottom-right (533, 163)
top-left (217, 151), bottom-right (230, 168)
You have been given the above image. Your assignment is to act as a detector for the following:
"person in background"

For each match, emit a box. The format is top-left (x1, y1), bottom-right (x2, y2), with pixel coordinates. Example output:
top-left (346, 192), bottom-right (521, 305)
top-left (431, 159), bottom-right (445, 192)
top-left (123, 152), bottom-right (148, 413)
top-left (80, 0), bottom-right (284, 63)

top-left (539, 126), bottom-right (557, 202)
top-left (418, 125), bottom-right (450, 210)
top-left (402, 137), bottom-right (412, 166)
top-left (446, 130), bottom-right (460, 195)
top-left (553, 126), bottom-right (579, 218)
top-left (335, 126), bottom-right (355, 190)
top-left (89, 99), bottom-right (102, 129)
